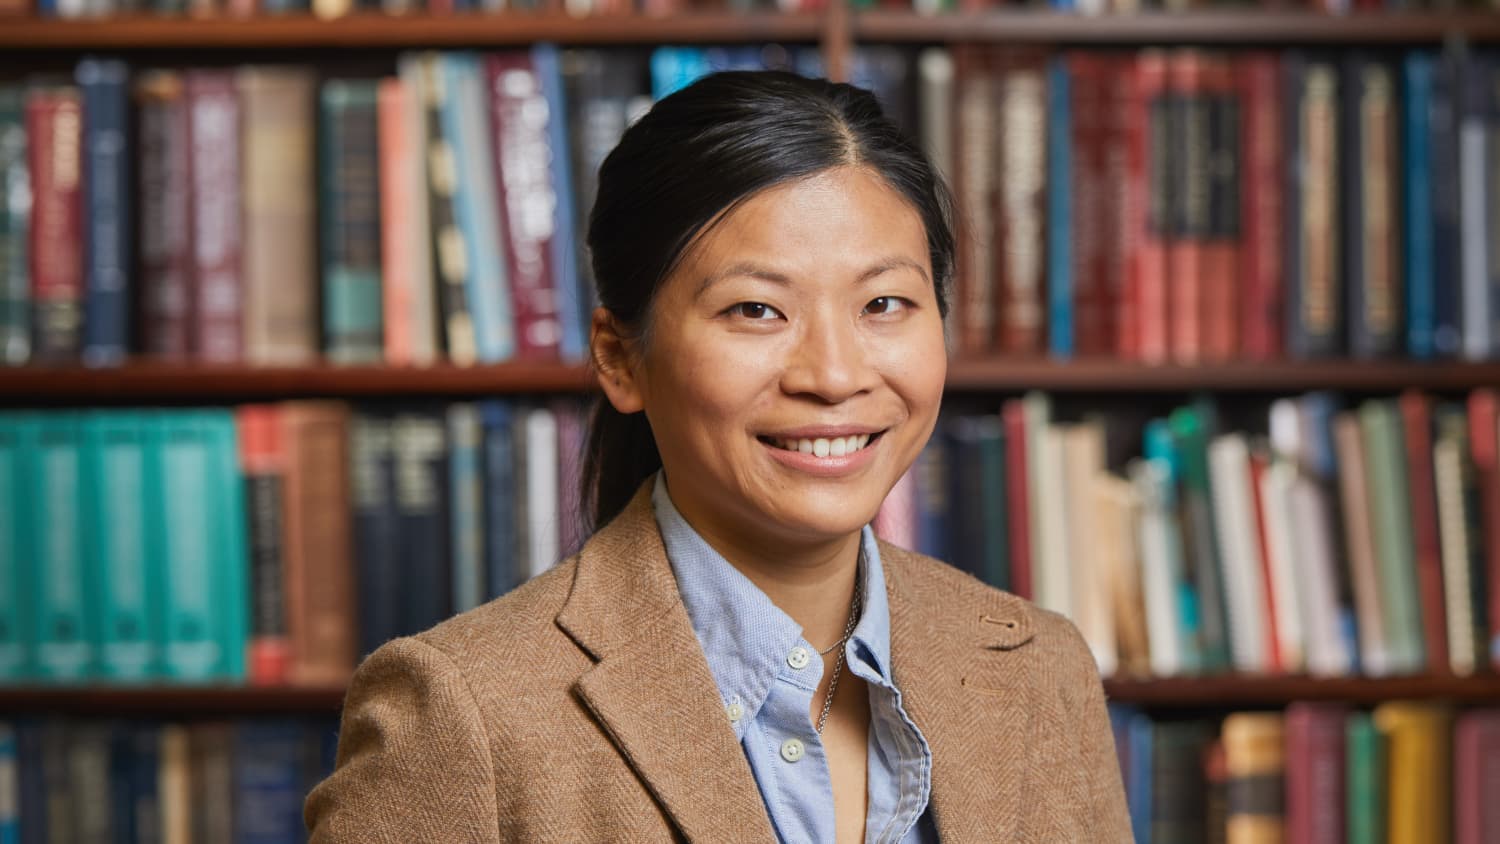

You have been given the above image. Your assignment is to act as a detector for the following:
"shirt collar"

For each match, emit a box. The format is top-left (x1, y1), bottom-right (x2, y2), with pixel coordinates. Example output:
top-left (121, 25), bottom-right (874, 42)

top-left (652, 473), bottom-right (895, 732)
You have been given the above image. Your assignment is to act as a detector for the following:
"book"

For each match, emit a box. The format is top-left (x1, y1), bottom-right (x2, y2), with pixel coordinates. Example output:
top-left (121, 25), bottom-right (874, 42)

top-left (1455, 709), bottom-right (1500, 844)
top-left (1046, 55), bottom-right (1072, 359)
top-left (1123, 50), bottom-right (1172, 363)
top-left (1434, 405), bottom-right (1486, 675)
top-left (82, 411), bottom-right (157, 682)
top-left (1284, 703), bottom-right (1346, 844)
top-left (1403, 52), bottom-right (1436, 360)
top-left (239, 66), bottom-right (317, 366)
top-left (1374, 702), bottom-right (1452, 844)
top-left (0, 414), bottom-right (30, 682)
top-left (479, 400), bottom-right (519, 599)
top-left (1332, 411), bottom-right (1392, 677)
top-left (394, 54), bottom-right (440, 366)
top-left (25, 86), bottom-right (83, 363)
top-left (237, 404), bottom-right (290, 685)
top-left (1222, 712), bottom-right (1284, 844)
top-left (1131, 456), bottom-right (1186, 677)
top-left (29, 414), bottom-right (94, 681)
top-left (184, 71), bottom-right (243, 363)
top-left (350, 410), bottom-right (400, 657)
top-left (448, 402), bottom-right (484, 614)
top-left (76, 57), bottom-right (131, 368)
top-left (1238, 52), bottom-right (1283, 361)
top-left (1359, 400), bottom-right (1426, 673)
top-left (1342, 53), bottom-right (1402, 359)
top-left (1151, 720), bottom-right (1213, 844)
top-left (994, 51), bottom-right (1049, 356)
top-left (0, 85), bottom-right (26, 367)
top-left (1284, 53), bottom-right (1343, 359)
top-left (1399, 391), bottom-right (1450, 673)
top-left (319, 79), bottom-right (384, 365)
top-left (393, 410), bottom-right (450, 635)
top-left (135, 70), bottom-right (191, 361)
top-left (231, 721), bottom-right (308, 844)
top-left (1207, 433), bottom-right (1271, 674)
top-left (1170, 405), bottom-right (1232, 674)
top-left (188, 723), bottom-right (233, 842)
top-left (0, 723), bottom-right (15, 842)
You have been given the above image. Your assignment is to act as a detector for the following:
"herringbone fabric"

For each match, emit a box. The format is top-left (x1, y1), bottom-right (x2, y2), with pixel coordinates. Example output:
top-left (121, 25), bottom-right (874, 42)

top-left (304, 481), bottom-right (1132, 843)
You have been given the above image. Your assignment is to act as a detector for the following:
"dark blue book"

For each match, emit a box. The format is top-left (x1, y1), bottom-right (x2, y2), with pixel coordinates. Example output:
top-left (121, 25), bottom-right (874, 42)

top-left (479, 400), bottom-right (519, 600)
top-left (945, 416), bottom-right (1009, 589)
top-left (1404, 52), bottom-right (1437, 360)
top-left (534, 44), bottom-right (587, 364)
top-left (394, 410), bottom-right (450, 636)
top-left (1342, 53), bottom-right (1403, 359)
top-left (1126, 710), bottom-right (1153, 844)
top-left (111, 724), bottom-right (159, 844)
top-left (232, 721), bottom-right (309, 844)
top-left (913, 431), bottom-right (950, 563)
top-left (351, 411), bottom-right (401, 658)
top-left (15, 721), bottom-right (45, 844)
top-left (1431, 46), bottom-right (1464, 358)
top-left (76, 58), bottom-right (132, 368)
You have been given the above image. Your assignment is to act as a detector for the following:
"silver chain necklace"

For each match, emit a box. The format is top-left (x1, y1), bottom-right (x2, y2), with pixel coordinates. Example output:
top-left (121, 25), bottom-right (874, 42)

top-left (814, 570), bottom-right (863, 736)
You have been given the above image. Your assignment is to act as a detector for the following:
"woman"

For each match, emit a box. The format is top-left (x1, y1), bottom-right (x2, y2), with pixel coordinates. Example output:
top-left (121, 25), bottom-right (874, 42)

top-left (305, 70), bottom-right (1129, 843)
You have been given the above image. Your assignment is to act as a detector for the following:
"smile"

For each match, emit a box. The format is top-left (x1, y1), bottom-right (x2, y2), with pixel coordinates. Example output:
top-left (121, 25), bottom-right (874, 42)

top-left (756, 431), bottom-right (885, 457)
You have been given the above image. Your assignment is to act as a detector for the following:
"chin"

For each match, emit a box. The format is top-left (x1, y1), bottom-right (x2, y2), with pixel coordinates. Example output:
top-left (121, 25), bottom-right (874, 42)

top-left (756, 489), bottom-right (885, 544)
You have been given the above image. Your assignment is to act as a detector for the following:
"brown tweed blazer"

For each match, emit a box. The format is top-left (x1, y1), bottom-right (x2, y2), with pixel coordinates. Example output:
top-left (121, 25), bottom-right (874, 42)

top-left (304, 483), bottom-right (1131, 843)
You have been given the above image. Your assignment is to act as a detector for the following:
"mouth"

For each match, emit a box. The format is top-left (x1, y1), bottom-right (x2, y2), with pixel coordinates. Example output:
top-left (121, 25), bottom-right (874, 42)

top-left (755, 430), bottom-right (886, 458)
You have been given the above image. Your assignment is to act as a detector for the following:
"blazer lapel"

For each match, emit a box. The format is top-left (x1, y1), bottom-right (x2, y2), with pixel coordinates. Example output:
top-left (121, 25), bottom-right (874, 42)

top-left (883, 542), bottom-right (1042, 843)
top-left (557, 487), bottom-right (778, 843)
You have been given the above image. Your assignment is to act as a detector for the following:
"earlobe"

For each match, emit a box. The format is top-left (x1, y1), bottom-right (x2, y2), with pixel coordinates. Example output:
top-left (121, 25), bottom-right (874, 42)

top-left (590, 307), bottom-right (646, 415)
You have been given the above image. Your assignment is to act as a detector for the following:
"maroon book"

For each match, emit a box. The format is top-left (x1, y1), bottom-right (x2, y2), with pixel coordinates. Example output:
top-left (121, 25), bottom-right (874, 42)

top-left (1285, 703), bottom-right (1347, 844)
top-left (1001, 400), bottom-right (1033, 602)
top-left (25, 87), bottom-right (83, 363)
top-left (1237, 52), bottom-right (1284, 361)
top-left (1467, 389), bottom-right (1500, 673)
top-left (1456, 709), bottom-right (1500, 844)
top-left (1068, 52), bottom-right (1116, 357)
top-left (136, 71), bottom-right (194, 360)
top-left (185, 70), bottom-right (244, 363)
top-left (1399, 390), bottom-right (1450, 674)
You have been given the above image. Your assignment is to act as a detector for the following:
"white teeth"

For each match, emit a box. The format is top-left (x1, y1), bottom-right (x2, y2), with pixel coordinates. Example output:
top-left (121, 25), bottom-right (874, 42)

top-left (771, 434), bottom-right (876, 456)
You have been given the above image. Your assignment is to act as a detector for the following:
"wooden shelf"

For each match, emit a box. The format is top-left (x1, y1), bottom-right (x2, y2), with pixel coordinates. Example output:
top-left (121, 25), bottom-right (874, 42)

top-left (1104, 674), bottom-right (1500, 707)
top-left (3, 675), bottom-right (1497, 714)
top-left (0, 684), bottom-right (347, 715)
top-left (3, 359), bottom-right (1498, 402)
top-left (855, 9), bottom-right (1500, 45)
top-left (0, 10), bottom-right (826, 50)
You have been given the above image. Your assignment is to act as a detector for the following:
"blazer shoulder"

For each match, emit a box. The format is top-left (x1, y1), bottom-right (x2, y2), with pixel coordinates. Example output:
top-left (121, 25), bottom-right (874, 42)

top-left (410, 555), bottom-right (582, 671)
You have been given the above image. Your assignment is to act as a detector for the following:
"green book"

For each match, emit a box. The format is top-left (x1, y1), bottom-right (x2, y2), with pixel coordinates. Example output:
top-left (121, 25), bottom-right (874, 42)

top-left (0, 412), bottom-right (32, 680)
top-left (1346, 710), bottom-right (1387, 844)
top-left (1169, 403), bottom-right (1232, 674)
top-left (149, 410), bottom-right (248, 683)
top-left (1359, 400), bottom-right (1426, 673)
top-left (82, 411), bottom-right (159, 682)
top-left (30, 413), bottom-right (96, 681)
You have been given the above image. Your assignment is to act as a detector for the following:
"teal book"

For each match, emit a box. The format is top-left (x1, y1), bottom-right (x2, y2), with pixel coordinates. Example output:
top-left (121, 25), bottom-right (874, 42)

top-left (0, 413), bottom-right (32, 681)
top-left (318, 79), bottom-right (384, 365)
top-left (1143, 418), bottom-right (1203, 675)
top-left (82, 411), bottom-right (159, 682)
top-left (148, 410), bottom-right (248, 683)
top-left (1346, 710), bottom-right (1386, 844)
top-left (29, 413), bottom-right (95, 682)
top-left (1168, 404), bottom-right (1232, 674)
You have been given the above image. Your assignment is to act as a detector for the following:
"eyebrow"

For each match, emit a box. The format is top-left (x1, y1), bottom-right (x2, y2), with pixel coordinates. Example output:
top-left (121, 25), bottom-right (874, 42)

top-left (695, 256), bottom-right (930, 298)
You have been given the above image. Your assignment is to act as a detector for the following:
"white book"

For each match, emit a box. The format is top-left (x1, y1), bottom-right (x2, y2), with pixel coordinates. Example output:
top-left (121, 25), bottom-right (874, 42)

top-left (1035, 424), bottom-right (1072, 620)
top-left (397, 55), bottom-right (439, 366)
top-left (1023, 393), bottom-right (1061, 613)
top-left (1130, 459), bottom-right (1183, 677)
top-left (1207, 434), bottom-right (1272, 674)
top-left (1288, 474), bottom-right (1354, 677)
top-left (917, 49), bottom-right (955, 182)
top-left (1461, 114), bottom-right (1490, 360)
top-left (1093, 472), bottom-right (1148, 677)
top-left (1062, 422), bottom-right (1114, 676)
top-left (1257, 460), bottom-right (1306, 674)
top-left (525, 406), bottom-right (560, 580)
top-left (1435, 436), bottom-right (1479, 676)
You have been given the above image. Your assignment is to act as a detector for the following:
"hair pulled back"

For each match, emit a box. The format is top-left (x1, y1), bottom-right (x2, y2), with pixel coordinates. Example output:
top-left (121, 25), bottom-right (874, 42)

top-left (583, 69), bottom-right (956, 531)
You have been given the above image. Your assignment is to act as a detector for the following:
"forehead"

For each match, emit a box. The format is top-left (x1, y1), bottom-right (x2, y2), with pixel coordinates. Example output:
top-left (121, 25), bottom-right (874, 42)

top-left (679, 166), bottom-right (930, 279)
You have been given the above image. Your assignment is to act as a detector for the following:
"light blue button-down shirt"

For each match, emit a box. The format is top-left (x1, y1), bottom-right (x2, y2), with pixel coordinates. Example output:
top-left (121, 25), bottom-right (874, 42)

top-left (653, 474), bottom-right (937, 843)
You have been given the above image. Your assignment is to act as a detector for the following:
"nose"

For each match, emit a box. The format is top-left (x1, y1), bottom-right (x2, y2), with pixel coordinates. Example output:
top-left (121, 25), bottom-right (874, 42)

top-left (779, 311), bottom-right (878, 403)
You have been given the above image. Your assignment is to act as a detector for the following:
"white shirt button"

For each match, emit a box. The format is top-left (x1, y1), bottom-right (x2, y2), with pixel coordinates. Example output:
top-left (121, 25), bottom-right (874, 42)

top-left (780, 738), bottom-right (805, 763)
top-left (726, 702), bottom-right (744, 723)
top-left (787, 646), bottom-right (811, 670)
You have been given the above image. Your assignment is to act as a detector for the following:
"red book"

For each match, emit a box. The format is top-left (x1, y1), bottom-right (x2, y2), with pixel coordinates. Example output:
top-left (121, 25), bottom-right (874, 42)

top-left (185, 71), bottom-right (244, 363)
top-left (1167, 50), bottom-right (1206, 364)
top-left (1399, 390), bottom-right (1450, 675)
top-left (1121, 50), bottom-right (1171, 364)
top-left (1455, 709), bottom-right (1500, 844)
top-left (25, 87), bottom-right (83, 364)
top-left (1237, 52), bottom-right (1284, 361)
top-left (136, 71), bottom-right (193, 361)
top-left (1468, 390), bottom-right (1500, 673)
top-left (487, 52), bottom-right (563, 362)
top-left (378, 77), bottom-right (417, 367)
top-left (1199, 54), bottom-right (1239, 363)
top-left (237, 405), bottom-right (291, 686)
top-left (993, 49), bottom-right (1049, 356)
top-left (1002, 400), bottom-right (1033, 601)
top-left (951, 45), bottom-right (996, 357)
top-left (1285, 703), bottom-right (1347, 844)
top-left (1068, 52), bottom-right (1116, 357)
top-left (1247, 449), bottom-right (1283, 672)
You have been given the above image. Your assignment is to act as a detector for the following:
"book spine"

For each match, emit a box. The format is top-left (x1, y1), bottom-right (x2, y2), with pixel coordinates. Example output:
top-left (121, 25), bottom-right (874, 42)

top-left (282, 403), bottom-right (356, 685)
top-left (394, 411), bottom-right (450, 635)
top-left (76, 58), bottom-right (131, 367)
top-left (488, 51), bottom-right (562, 362)
top-left (350, 411), bottom-right (400, 658)
top-left (239, 67), bottom-right (317, 366)
top-left (395, 57), bottom-right (438, 366)
top-left (378, 77), bottom-right (417, 367)
top-left (1398, 391), bottom-right (1450, 674)
top-left (0, 86), bottom-right (28, 366)
top-left (1285, 704), bottom-right (1347, 844)
top-left (1347, 57), bottom-right (1403, 359)
top-left (1001, 401), bottom-right (1033, 602)
top-left (523, 406), bottom-right (559, 579)
top-left (1461, 52), bottom-right (1494, 361)
top-left (952, 46), bottom-right (994, 357)
top-left (1433, 414), bottom-right (1480, 675)
top-left (479, 400), bottom-right (518, 599)
top-left (319, 80), bottom-right (384, 365)
top-left (534, 44), bottom-right (587, 363)
top-left (1169, 407), bottom-right (1232, 674)
top-left (185, 71), bottom-right (243, 364)
top-left (414, 54), bottom-right (476, 365)
top-left (1222, 713), bottom-right (1285, 844)
top-left (995, 53), bottom-right (1048, 356)
top-left (1404, 53), bottom-right (1436, 360)
top-left (447, 403), bottom-right (484, 614)
top-left (1238, 53), bottom-right (1283, 361)
top-left (0, 415), bottom-right (29, 681)
top-left (31, 414), bottom-right (94, 681)
top-left (1431, 47), bottom-right (1463, 358)
top-left (1287, 55), bottom-right (1343, 359)
top-left (1202, 55), bottom-right (1239, 363)
top-left (1136, 51), bottom-right (1172, 363)
top-left (82, 411), bottom-right (157, 681)
top-left (977, 417), bottom-right (1009, 591)
top-left (1168, 50), bottom-right (1208, 364)
top-left (25, 88), bottom-right (83, 363)
top-left (553, 400), bottom-right (586, 560)
top-left (0, 724), bottom-right (15, 841)
top-left (237, 404), bottom-right (290, 685)
top-left (230, 722), bottom-right (308, 843)
top-left (1046, 55), bottom-right (1072, 358)
top-left (1360, 401), bottom-right (1427, 673)
top-left (1468, 390), bottom-right (1500, 670)
top-left (443, 53), bottom-right (515, 364)
top-left (134, 72), bottom-right (192, 361)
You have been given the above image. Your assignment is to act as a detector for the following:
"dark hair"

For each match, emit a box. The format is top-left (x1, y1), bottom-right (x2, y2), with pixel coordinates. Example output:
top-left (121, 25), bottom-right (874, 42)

top-left (582, 70), bottom-right (956, 530)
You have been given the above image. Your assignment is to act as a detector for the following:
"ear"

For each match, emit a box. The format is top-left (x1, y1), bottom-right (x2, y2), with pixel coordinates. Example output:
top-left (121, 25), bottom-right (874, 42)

top-left (590, 307), bottom-right (645, 415)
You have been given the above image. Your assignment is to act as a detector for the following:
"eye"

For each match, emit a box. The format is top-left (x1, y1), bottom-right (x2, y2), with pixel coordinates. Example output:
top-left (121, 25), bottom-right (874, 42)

top-left (864, 296), bottom-right (912, 316)
top-left (725, 302), bottom-right (784, 321)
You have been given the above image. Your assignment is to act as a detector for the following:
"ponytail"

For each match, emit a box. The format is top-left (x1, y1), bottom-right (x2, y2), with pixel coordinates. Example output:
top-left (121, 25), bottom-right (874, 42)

top-left (582, 398), bottom-right (661, 531)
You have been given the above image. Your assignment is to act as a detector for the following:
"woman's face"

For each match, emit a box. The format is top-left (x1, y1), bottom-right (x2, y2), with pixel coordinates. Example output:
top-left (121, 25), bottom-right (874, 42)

top-left (602, 164), bottom-right (947, 552)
